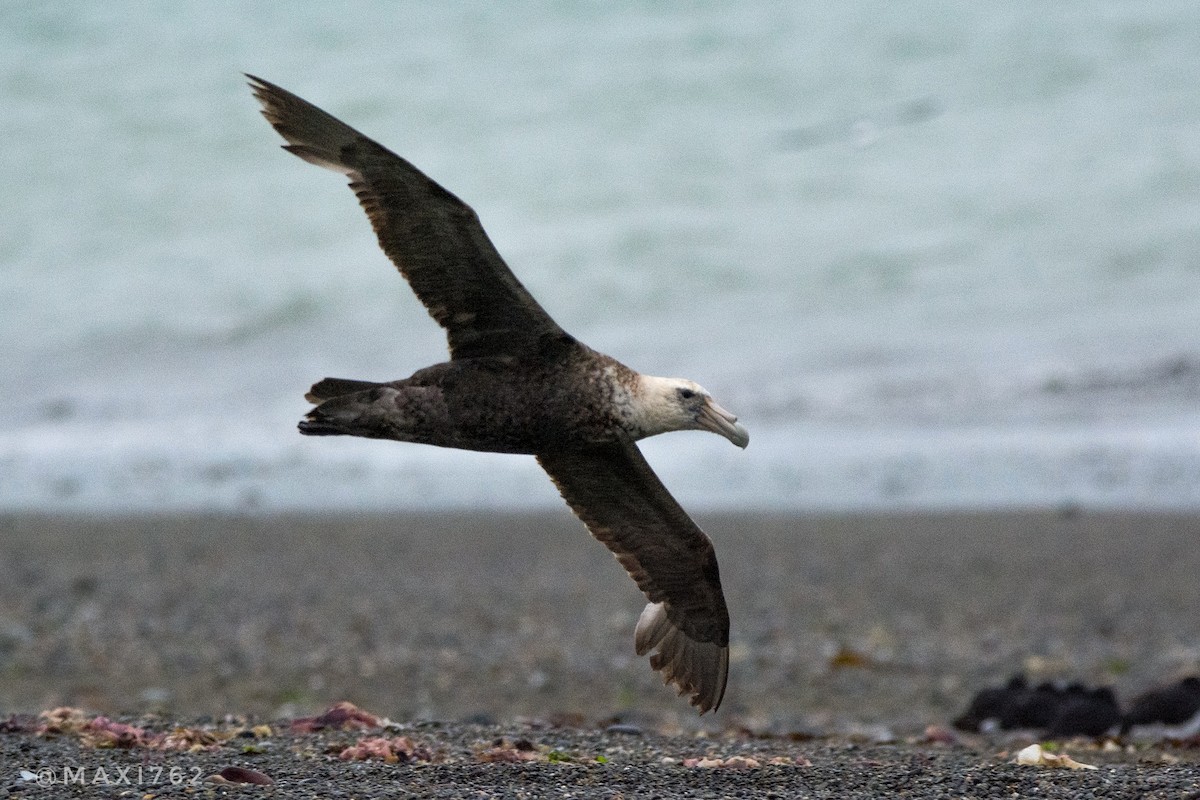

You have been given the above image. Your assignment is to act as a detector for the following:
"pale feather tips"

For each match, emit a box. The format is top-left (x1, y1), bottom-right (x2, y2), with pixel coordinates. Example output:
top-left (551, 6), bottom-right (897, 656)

top-left (634, 602), bottom-right (729, 714)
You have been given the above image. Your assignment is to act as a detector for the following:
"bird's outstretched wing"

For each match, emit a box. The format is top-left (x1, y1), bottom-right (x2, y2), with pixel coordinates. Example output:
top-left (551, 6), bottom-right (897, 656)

top-left (247, 75), bottom-right (570, 360)
top-left (537, 437), bottom-right (730, 713)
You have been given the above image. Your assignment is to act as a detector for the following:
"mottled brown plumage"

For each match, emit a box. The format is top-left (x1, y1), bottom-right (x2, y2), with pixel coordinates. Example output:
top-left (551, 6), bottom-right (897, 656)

top-left (248, 75), bottom-right (747, 713)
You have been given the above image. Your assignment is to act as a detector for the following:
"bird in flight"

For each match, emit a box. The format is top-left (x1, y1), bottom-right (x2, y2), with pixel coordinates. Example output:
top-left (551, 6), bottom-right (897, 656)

top-left (248, 76), bottom-right (748, 713)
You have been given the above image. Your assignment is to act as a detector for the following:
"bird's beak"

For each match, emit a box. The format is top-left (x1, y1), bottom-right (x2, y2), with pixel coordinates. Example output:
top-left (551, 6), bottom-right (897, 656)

top-left (697, 399), bottom-right (749, 448)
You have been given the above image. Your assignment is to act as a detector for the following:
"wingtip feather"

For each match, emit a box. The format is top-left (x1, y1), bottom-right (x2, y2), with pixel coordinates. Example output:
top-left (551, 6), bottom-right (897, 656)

top-left (634, 601), bottom-right (728, 714)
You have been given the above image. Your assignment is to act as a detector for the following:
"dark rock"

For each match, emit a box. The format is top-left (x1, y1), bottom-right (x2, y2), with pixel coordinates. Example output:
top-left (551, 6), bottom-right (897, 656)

top-left (953, 674), bottom-right (1028, 731)
top-left (1123, 676), bottom-right (1200, 732)
top-left (999, 681), bottom-right (1068, 730)
top-left (1046, 686), bottom-right (1121, 737)
top-left (956, 675), bottom-right (1121, 736)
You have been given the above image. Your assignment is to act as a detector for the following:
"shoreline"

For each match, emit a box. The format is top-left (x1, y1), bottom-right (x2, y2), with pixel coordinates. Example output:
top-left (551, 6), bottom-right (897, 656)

top-left (2, 510), bottom-right (1198, 729)
top-left (3, 510), bottom-right (1199, 796)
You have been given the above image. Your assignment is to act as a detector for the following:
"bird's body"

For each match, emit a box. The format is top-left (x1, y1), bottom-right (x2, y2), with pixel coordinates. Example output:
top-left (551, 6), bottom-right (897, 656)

top-left (302, 347), bottom-right (640, 454)
top-left (248, 75), bottom-right (748, 713)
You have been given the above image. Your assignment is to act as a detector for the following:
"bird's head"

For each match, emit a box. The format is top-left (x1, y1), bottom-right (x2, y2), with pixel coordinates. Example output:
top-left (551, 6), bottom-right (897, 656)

top-left (633, 376), bottom-right (749, 448)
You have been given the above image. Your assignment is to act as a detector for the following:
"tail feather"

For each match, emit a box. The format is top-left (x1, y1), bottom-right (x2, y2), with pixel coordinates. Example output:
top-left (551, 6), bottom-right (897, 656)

top-left (298, 392), bottom-right (368, 437)
top-left (298, 378), bottom-right (441, 445)
top-left (305, 377), bottom-right (385, 403)
top-left (299, 380), bottom-right (386, 437)
top-left (296, 418), bottom-right (345, 436)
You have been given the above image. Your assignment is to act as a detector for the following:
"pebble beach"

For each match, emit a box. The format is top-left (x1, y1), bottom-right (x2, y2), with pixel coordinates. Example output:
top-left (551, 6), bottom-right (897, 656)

top-left (2, 511), bottom-right (1199, 797)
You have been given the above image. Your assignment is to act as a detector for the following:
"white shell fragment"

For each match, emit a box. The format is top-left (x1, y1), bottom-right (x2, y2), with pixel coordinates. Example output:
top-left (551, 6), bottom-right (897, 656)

top-left (1014, 743), bottom-right (1098, 770)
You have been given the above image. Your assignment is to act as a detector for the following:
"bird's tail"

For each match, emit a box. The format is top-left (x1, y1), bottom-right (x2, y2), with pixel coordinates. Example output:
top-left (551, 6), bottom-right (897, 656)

top-left (298, 376), bottom-right (451, 446)
top-left (298, 377), bottom-right (389, 438)
top-left (304, 377), bottom-right (385, 404)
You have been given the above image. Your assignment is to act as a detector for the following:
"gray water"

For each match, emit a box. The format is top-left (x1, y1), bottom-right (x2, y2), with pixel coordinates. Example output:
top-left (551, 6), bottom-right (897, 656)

top-left (3, 3), bottom-right (1199, 512)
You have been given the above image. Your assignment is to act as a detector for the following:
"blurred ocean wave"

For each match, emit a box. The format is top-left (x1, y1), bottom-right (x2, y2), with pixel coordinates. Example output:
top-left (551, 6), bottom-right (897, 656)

top-left (3, 3), bottom-right (1199, 512)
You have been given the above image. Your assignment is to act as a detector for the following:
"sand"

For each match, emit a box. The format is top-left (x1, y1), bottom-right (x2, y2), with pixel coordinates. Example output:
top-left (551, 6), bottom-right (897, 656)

top-left (2, 510), bottom-right (1199, 797)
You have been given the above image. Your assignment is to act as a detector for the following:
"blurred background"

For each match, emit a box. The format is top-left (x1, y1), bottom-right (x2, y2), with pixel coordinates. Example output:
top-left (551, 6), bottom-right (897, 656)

top-left (3, 3), bottom-right (1199, 514)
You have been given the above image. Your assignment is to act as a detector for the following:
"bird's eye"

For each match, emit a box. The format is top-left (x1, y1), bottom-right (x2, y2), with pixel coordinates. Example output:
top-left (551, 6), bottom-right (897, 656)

top-left (678, 388), bottom-right (695, 400)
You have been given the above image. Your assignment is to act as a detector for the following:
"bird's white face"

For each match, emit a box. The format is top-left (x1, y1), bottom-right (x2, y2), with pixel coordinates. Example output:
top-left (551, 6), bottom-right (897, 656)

top-left (633, 376), bottom-right (749, 448)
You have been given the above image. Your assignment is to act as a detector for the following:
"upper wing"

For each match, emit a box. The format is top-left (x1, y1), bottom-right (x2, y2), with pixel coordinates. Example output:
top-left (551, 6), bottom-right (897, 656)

top-left (247, 75), bottom-right (569, 360)
top-left (536, 437), bottom-right (730, 713)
